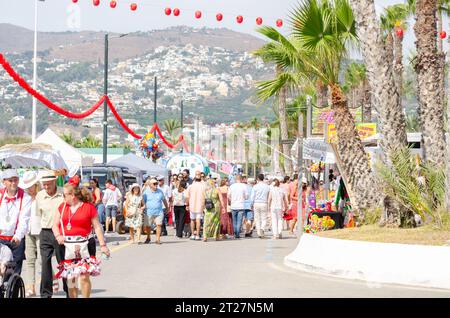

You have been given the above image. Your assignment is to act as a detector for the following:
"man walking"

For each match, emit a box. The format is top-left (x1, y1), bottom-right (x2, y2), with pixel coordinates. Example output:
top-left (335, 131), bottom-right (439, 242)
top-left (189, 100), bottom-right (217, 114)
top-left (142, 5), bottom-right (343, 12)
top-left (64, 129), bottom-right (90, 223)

top-left (227, 174), bottom-right (248, 239)
top-left (0, 169), bottom-right (31, 274)
top-left (157, 175), bottom-right (172, 236)
top-left (143, 178), bottom-right (168, 244)
top-left (102, 179), bottom-right (122, 234)
top-left (182, 169), bottom-right (193, 186)
top-left (242, 175), bottom-right (254, 238)
top-left (186, 171), bottom-right (206, 241)
top-left (35, 170), bottom-right (67, 298)
top-left (250, 174), bottom-right (270, 239)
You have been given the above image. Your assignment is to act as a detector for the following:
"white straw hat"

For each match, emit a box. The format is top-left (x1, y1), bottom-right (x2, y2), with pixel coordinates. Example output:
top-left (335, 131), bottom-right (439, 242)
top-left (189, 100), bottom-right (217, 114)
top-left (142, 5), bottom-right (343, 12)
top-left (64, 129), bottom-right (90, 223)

top-left (1, 169), bottom-right (19, 180)
top-left (19, 171), bottom-right (40, 189)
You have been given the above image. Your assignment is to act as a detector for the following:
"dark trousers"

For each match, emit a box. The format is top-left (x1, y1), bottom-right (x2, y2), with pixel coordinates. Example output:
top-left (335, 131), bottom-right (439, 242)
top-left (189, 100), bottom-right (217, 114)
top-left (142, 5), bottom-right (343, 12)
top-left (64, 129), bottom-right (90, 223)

top-left (0, 238), bottom-right (25, 275)
top-left (39, 229), bottom-right (68, 298)
top-left (161, 208), bottom-right (169, 234)
top-left (174, 206), bottom-right (186, 238)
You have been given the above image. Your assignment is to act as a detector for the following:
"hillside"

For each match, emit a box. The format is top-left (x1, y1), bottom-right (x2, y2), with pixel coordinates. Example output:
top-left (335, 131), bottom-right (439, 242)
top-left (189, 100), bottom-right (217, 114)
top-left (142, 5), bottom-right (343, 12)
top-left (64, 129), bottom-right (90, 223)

top-left (0, 24), bottom-right (275, 140)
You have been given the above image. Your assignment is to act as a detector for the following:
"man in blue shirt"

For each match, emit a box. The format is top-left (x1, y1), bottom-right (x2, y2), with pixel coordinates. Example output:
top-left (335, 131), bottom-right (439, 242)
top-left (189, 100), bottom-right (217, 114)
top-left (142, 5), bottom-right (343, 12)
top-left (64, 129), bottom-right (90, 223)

top-left (142, 178), bottom-right (168, 244)
top-left (242, 175), bottom-right (254, 238)
top-left (250, 174), bottom-right (270, 239)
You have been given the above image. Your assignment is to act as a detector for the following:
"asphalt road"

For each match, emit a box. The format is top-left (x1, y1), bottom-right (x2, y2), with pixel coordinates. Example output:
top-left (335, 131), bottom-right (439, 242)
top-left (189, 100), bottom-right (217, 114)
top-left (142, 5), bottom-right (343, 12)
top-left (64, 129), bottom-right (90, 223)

top-left (69, 228), bottom-right (450, 298)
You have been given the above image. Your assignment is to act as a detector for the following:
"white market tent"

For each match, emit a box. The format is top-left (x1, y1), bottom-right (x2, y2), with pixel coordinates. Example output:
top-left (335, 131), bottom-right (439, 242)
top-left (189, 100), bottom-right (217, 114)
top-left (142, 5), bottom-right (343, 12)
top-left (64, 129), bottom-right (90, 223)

top-left (0, 143), bottom-right (68, 170)
top-left (33, 128), bottom-right (94, 177)
top-left (108, 153), bottom-right (170, 181)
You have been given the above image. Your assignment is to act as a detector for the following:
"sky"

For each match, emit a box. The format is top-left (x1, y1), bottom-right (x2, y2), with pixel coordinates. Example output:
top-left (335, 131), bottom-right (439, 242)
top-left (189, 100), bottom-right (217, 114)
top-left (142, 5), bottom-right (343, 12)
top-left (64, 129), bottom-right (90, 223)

top-left (0, 0), bottom-right (447, 52)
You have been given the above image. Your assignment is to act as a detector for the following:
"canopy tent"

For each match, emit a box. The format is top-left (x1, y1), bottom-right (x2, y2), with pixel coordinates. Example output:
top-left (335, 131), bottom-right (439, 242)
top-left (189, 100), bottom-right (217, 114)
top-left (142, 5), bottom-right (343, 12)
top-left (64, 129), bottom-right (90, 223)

top-left (0, 143), bottom-right (68, 170)
top-left (33, 128), bottom-right (94, 177)
top-left (108, 153), bottom-right (170, 181)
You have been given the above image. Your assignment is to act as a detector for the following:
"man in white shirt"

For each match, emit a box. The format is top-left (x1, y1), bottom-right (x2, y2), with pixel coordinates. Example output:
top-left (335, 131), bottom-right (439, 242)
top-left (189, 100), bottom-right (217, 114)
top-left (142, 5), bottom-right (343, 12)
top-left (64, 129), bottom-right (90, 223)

top-left (157, 175), bottom-right (172, 236)
top-left (102, 179), bottom-right (122, 234)
top-left (227, 174), bottom-right (248, 239)
top-left (0, 169), bottom-right (31, 274)
top-left (250, 173), bottom-right (271, 239)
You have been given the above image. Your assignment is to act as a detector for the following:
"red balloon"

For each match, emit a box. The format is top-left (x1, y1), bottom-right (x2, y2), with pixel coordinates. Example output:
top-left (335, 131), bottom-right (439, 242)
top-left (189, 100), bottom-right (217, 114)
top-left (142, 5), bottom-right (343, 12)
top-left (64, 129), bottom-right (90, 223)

top-left (93, 0), bottom-right (100, 6)
top-left (216, 13), bottom-right (223, 21)
top-left (256, 17), bottom-right (263, 25)
top-left (165, 7), bottom-right (172, 15)
top-left (276, 19), bottom-right (283, 27)
top-left (236, 15), bottom-right (244, 24)
top-left (395, 27), bottom-right (404, 38)
top-left (72, 0), bottom-right (78, 3)
top-left (130, 3), bottom-right (137, 11)
top-left (173, 8), bottom-right (180, 16)
top-left (109, 1), bottom-right (116, 8)
top-left (195, 11), bottom-right (202, 19)
top-left (440, 31), bottom-right (447, 39)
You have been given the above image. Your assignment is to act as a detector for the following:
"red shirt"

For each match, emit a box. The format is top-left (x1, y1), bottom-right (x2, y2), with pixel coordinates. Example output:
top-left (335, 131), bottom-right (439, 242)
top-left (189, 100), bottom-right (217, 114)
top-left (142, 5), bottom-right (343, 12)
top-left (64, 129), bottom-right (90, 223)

top-left (58, 202), bottom-right (97, 237)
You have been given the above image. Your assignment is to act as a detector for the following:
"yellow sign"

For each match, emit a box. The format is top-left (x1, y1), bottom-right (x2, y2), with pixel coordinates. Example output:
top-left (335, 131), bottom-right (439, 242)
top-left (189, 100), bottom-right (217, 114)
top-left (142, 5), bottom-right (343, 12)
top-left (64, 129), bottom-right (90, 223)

top-left (327, 123), bottom-right (377, 143)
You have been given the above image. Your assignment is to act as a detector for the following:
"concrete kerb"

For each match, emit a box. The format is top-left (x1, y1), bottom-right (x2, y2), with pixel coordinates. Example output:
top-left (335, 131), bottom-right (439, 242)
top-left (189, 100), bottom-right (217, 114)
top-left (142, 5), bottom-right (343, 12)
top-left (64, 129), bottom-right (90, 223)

top-left (284, 234), bottom-right (450, 290)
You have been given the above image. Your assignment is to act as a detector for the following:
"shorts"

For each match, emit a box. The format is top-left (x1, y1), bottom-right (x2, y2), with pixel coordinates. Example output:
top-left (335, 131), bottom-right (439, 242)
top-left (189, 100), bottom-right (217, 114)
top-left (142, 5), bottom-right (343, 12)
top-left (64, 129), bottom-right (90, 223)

top-left (244, 209), bottom-right (254, 221)
top-left (143, 214), bottom-right (163, 226)
top-left (189, 212), bottom-right (202, 220)
top-left (105, 205), bottom-right (118, 218)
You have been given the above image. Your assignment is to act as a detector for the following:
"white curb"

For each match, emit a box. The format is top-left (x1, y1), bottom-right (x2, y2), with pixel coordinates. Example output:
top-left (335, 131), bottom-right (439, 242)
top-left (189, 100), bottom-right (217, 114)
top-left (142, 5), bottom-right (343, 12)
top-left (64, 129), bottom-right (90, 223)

top-left (284, 234), bottom-right (450, 290)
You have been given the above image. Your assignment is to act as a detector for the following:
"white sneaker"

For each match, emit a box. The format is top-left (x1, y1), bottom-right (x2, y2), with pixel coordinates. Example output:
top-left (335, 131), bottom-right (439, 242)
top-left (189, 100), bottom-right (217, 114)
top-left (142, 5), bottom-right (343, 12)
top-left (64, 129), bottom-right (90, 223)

top-left (190, 235), bottom-right (196, 240)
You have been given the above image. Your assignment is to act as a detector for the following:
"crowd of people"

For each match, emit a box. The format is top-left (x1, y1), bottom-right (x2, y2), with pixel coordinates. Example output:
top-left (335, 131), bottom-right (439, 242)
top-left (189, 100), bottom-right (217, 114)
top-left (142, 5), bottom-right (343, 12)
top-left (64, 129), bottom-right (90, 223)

top-left (0, 166), bottom-right (323, 298)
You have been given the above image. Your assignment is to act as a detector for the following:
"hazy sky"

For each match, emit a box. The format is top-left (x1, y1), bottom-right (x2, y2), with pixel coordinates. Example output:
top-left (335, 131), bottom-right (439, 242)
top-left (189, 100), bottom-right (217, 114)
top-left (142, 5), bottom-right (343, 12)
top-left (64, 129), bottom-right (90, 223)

top-left (0, 0), bottom-right (447, 52)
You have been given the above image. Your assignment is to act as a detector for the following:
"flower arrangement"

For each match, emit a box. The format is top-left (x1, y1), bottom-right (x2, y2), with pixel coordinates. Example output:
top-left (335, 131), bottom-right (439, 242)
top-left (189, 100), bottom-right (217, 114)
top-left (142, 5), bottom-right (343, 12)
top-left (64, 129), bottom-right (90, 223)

top-left (304, 214), bottom-right (336, 233)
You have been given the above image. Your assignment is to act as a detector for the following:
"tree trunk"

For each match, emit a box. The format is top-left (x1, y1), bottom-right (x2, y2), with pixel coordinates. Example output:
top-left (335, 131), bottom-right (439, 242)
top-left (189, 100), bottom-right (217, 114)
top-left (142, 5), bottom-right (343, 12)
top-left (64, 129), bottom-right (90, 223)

top-left (414, 0), bottom-right (446, 166)
top-left (349, 0), bottom-right (408, 160)
top-left (393, 31), bottom-right (404, 102)
top-left (330, 84), bottom-right (378, 212)
top-left (277, 66), bottom-right (292, 175)
top-left (362, 79), bottom-right (372, 123)
top-left (349, 0), bottom-right (409, 227)
top-left (316, 81), bottom-right (329, 108)
top-left (437, 9), bottom-right (443, 53)
top-left (446, 21), bottom-right (450, 212)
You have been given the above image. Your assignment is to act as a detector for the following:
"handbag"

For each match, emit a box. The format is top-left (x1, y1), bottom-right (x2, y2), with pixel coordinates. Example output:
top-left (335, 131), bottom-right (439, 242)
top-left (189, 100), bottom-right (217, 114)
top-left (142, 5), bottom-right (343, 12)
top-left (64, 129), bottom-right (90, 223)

top-left (205, 189), bottom-right (215, 210)
top-left (60, 203), bottom-right (90, 260)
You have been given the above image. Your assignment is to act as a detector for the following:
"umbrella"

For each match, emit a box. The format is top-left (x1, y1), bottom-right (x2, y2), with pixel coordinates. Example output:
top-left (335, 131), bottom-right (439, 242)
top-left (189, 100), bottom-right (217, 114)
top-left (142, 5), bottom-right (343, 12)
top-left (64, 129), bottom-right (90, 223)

top-left (0, 143), bottom-right (68, 170)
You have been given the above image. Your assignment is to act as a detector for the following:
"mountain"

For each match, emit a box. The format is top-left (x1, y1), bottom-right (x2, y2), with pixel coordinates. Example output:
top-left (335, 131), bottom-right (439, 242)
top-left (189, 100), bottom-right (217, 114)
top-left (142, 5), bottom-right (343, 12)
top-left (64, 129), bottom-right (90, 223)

top-left (0, 24), bottom-right (275, 140)
top-left (0, 23), bottom-right (266, 62)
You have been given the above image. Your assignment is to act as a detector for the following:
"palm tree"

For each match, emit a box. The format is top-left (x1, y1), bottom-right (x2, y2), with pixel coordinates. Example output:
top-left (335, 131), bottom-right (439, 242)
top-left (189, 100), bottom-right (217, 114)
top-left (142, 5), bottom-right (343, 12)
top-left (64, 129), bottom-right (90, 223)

top-left (381, 3), bottom-right (409, 99)
top-left (163, 119), bottom-right (181, 145)
top-left (80, 135), bottom-right (101, 148)
top-left (413, 0), bottom-right (446, 166)
top-left (253, 28), bottom-right (306, 176)
top-left (349, 0), bottom-right (408, 161)
top-left (343, 62), bottom-right (372, 122)
top-left (291, 0), bottom-right (378, 212)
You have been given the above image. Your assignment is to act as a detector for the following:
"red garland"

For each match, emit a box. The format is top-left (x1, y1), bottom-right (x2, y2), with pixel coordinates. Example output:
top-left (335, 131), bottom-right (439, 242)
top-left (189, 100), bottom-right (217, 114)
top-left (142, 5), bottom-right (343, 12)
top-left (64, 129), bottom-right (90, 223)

top-left (0, 53), bottom-right (105, 119)
top-left (106, 97), bottom-right (142, 139)
top-left (0, 52), bottom-right (190, 150)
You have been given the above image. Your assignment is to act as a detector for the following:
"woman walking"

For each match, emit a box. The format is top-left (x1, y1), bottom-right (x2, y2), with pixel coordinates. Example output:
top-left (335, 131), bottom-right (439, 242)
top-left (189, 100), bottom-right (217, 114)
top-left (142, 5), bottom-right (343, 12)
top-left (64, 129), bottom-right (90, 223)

top-left (90, 179), bottom-right (105, 225)
top-left (173, 180), bottom-right (188, 238)
top-left (268, 179), bottom-right (289, 240)
top-left (19, 171), bottom-right (41, 297)
top-left (218, 178), bottom-right (233, 239)
top-left (52, 184), bottom-right (110, 298)
top-left (124, 184), bottom-right (144, 244)
top-left (202, 180), bottom-right (222, 242)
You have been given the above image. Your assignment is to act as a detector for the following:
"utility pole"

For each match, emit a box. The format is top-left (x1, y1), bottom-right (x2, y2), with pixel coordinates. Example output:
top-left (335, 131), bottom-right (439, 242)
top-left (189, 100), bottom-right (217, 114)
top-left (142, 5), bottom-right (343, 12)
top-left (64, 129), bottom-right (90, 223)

top-left (154, 76), bottom-right (157, 124)
top-left (297, 110), bottom-right (304, 238)
top-left (180, 99), bottom-right (184, 153)
top-left (102, 33), bottom-right (109, 164)
top-left (32, 0), bottom-right (45, 141)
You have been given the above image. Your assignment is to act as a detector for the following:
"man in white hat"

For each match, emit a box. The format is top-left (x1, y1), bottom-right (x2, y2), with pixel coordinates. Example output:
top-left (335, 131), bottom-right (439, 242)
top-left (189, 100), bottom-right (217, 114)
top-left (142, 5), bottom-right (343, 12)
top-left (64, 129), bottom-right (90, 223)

top-left (19, 170), bottom-right (42, 297)
top-left (0, 169), bottom-right (32, 274)
top-left (35, 170), bottom-right (67, 298)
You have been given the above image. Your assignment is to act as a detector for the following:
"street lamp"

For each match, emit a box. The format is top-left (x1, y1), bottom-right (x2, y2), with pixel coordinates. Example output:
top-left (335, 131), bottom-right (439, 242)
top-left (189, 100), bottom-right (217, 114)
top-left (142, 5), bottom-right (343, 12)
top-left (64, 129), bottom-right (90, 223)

top-left (31, 0), bottom-right (45, 142)
top-left (103, 33), bottom-right (129, 164)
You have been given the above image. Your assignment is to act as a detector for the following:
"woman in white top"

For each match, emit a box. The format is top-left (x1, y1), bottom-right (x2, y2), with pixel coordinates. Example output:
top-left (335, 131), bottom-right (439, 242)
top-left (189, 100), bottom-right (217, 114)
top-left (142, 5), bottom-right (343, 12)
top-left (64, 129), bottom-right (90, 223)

top-left (173, 180), bottom-right (188, 239)
top-left (124, 184), bottom-right (144, 244)
top-left (268, 179), bottom-right (289, 240)
top-left (19, 171), bottom-right (41, 298)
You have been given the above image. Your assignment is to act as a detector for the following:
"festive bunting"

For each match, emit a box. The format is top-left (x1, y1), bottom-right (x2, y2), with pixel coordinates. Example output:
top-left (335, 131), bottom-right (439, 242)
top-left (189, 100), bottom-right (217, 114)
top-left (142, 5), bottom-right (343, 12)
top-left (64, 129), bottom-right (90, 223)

top-left (130, 3), bottom-right (137, 11)
top-left (93, 0), bottom-right (100, 7)
top-left (195, 11), bottom-right (202, 19)
top-left (173, 8), bottom-right (180, 16)
top-left (216, 13), bottom-right (223, 21)
top-left (165, 7), bottom-right (172, 15)
top-left (110, 1), bottom-right (116, 9)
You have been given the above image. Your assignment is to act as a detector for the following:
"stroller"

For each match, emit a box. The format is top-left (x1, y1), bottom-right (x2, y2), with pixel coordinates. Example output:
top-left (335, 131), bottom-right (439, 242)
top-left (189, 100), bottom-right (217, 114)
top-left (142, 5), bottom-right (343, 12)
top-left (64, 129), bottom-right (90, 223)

top-left (0, 262), bottom-right (25, 298)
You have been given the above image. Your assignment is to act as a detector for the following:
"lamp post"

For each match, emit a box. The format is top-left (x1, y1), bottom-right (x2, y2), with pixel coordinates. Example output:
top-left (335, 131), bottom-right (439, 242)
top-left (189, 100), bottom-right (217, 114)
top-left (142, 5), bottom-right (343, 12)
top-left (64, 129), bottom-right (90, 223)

top-left (31, 0), bottom-right (45, 141)
top-left (154, 76), bottom-right (157, 124)
top-left (102, 33), bottom-right (129, 164)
